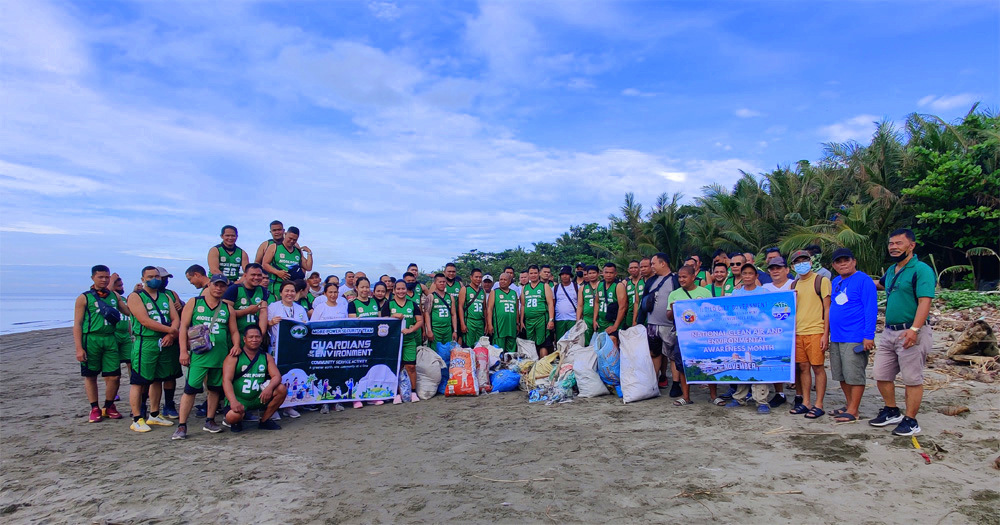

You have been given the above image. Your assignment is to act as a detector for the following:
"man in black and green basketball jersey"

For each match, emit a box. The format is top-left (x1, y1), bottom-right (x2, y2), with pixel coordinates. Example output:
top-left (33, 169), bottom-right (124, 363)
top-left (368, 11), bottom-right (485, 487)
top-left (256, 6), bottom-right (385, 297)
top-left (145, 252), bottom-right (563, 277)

top-left (443, 263), bottom-right (462, 301)
top-left (520, 265), bottom-right (555, 357)
top-left (254, 220), bottom-right (285, 265)
top-left (74, 265), bottom-right (131, 423)
top-left (173, 274), bottom-right (240, 440)
top-left (222, 325), bottom-right (286, 432)
top-left (578, 265), bottom-right (600, 345)
top-left (262, 226), bottom-right (313, 297)
top-left (110, 273), bottom-right (133, 376)
top-left (425, 273), bottom-right (457, 345)
top-left (222, 263), bottom-right (269, 343)
top-left (125, 266), bottom-right (181, 433)
top-left (487, 273), bottom-right (519, 353)
top-left (624, 260), bottom-right (644, 328)
top-left (457, 268), bottom-right (487, 347)
top-left (594, 262), bottom-right (628, 346)
top-left (540, 265), bottom-right (554, 288)
top-left (208, 225), bottom-right (247, 284)
top-left (184, 264), bottom-right (210, 296)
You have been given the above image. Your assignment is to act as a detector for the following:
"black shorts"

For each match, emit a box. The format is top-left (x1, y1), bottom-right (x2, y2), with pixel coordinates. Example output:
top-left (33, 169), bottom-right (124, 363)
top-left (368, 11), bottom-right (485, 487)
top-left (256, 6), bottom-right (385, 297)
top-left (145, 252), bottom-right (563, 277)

top-left (401, 359), bottom-right (416, 366)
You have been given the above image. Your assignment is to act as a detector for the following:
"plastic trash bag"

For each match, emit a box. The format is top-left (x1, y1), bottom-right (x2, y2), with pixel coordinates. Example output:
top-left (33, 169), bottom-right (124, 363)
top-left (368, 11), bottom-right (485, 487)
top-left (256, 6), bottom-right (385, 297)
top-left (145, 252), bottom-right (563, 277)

top-left (446, 346), bottom-right (479, 396)
top-left (436, 341), bottom-right (458, 395)
top-left (555, 319), bottom-right (588, 354)
top-left (619, 326), bottom-right (660, 403)
top-left (594, 332), bottom-right (620, 387)
top-left (489, 369), bottom-right (520, 393)
top-left (415, 346), bottom-right (445, 400)
top-left (573, 345), bottom-right (607, 398)
top-left (474, 346), bottom-right (492, 393)
top-left (516, 337), bottom-right (539, 361)
top-left (398, 367), bottom-right (413, 402)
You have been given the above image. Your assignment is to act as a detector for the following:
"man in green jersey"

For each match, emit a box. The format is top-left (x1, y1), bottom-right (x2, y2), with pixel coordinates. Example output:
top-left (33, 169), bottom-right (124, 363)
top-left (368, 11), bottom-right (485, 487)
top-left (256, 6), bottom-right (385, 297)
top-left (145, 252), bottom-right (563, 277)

top-left (594, 262), bottom-right (628, 347)
top-left (425, 273), bottom-right (457, 345)
top-left (173, 275), bottom-right (240, 440)
top-left (254, 220), bottom-right (285, 265)
top-left (222, 263), bottom-right (269, 344)
top-left (624, 260), bottom-right (645, 327)
top-left (457, 269), bottom-right (487, 347)
top-left (184, 264), bottom-right (210, 295)
top-left (577, 265), bottom-right (600, 345)
top-left (74, 265), bottom-right (131, 423)
top-left (520, 265), bottom-right (555, 357)
top-left (222, 325), bottom-right (286, 432)
top-left (486, 273), bottom-right (519, 353)
top-left (154, 266), bottom-right (185, 419)
top-left (707, 262), bottom-right (735, 297)
top-left (208, 225), bottom-right (247, 284)
top-left (111, 273), bottom-right (133, 374)
top-left (540, 265), bottom-right (553, 288)
top-left (443, 263), bottom-right (462, 301)
top-left (126, 266), bottom-right (181, 433)
top-left (383, 280), bottom-right (424, 397)
top-left (262, 226), bottom-right (313, 297)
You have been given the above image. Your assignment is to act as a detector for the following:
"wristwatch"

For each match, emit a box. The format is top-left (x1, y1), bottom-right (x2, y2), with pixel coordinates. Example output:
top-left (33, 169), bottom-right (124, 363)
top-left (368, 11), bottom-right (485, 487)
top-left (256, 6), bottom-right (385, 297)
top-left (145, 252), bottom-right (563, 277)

top-left (909, 326), bottom-right (921, 333)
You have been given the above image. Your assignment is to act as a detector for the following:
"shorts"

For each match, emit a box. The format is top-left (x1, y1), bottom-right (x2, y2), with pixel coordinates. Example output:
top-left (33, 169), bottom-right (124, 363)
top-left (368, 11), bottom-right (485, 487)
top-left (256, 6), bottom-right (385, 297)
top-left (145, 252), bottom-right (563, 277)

top-left (524, 315), bottom-right (548, 346)
top-left (795, 334), bottom-right (825, 366)
top-left (184, 364), bottom-right (223, 395)
top-left (493, 334), bottom-right (516, 354)
top-left (553, 320), bottom-right (575, 342)
top-left (645, 324), bottom-right (664, 358)
top-left (130, 336), bottom-right (181, 385)
top-left (80, 333), bottom-right (121, 377)
top-left (431, 325), bottom-right (453, 345)
top-left (233, 394), bottom-right (265, 411)
top-left (463, 320), bottom-right (485, 348)
top-left (117, 339), bottom-right (132, 364)
top-left (873, 327), bottom-right (932, 386)
top-left (830, 342), bottom-right (868, 385)
top-left (401, 337), bottom-right (417, 365)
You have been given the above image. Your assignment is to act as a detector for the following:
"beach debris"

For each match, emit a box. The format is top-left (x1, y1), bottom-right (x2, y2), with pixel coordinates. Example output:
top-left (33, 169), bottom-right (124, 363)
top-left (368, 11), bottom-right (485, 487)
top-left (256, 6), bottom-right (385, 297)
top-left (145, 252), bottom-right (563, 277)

top-left (911, 436), bottom-right (932, 465)
top-left (941, 429), bottom-right (964, 438)
top-left (472, 475), bottom-right (553, 483)
top-left (946, 319), bottom-right (999, 368)
top-left (994, 456), bottom-right (1000, 470)
top-left (938, 405), bottom-right (970, 416)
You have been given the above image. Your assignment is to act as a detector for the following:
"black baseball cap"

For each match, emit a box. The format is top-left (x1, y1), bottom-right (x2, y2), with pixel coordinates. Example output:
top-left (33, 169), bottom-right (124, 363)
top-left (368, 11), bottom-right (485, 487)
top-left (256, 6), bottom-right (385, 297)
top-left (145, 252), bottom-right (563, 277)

top-left (832, 248), bottom-right (855, 261)
top-left (559, 265), bottom-right (572, 276)
top-left (210, 274), bottom-right (229, 285)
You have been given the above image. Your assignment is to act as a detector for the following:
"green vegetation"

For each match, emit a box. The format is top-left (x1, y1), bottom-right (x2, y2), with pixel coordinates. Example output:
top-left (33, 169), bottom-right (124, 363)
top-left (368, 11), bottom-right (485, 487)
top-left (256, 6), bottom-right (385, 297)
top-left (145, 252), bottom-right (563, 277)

top-left (447, 106), bottom-right (999, 284)
top-left (936, 290), bottom-right (1000, 311)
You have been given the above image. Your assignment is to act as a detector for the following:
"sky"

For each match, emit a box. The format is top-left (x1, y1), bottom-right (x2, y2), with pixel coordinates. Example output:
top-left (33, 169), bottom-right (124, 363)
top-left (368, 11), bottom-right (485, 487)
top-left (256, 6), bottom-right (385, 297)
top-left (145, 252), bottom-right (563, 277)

top-left (1, 0), bottom-right (997, 296)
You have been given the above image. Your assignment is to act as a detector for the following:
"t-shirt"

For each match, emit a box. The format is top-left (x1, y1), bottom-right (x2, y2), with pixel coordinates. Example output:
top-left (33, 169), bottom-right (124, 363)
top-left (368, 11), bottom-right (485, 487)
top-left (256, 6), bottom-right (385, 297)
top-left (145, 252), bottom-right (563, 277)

top-left (731, 286), bottom-right (766, 296)
top-left (666, 286), bottom-right (712, 309)
top-left (311, 299), bottom-right (348, 321)
top-left (830, 271), bottom-right (878, 342)
top-left (883, 255), bottom-right (936, 326)
top-left (553, 283), bottom-right (578, 321)
top-left (646, 273), bottom-right (679, 326)
top-left (792, 272), bottom-right (832, 336)
top-left (762, 280), bottom-right (793, 292)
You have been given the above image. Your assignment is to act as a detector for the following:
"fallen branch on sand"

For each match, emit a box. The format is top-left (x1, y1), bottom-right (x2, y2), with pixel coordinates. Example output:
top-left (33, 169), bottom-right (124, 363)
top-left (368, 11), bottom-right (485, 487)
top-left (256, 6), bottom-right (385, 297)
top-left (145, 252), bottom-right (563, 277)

top-left (472, 475), bottom-right (553, 483)
top-left (673, 488), bottom-right (803, 498)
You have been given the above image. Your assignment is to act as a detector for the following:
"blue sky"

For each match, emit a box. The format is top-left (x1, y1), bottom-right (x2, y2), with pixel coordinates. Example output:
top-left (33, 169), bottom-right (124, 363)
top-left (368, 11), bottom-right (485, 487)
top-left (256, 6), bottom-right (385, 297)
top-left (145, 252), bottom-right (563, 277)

top-left (1, 0), bottom-right (997, 296)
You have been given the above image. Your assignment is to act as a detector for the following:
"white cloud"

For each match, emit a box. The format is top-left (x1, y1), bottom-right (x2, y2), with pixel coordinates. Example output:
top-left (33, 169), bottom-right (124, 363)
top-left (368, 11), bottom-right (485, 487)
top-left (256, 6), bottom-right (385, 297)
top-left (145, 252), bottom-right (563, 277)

top-left (734, 108), bottom-right (762, 118)
top-left (567, 77), bottom-right (595, 90)
top-left (622, 88), bottom-right (655, 97)
top-left (119, 250), bottom-right (195, 261)
top-left (0, 160), bottom-right (105, 196)
top-left (917, 93), bottom-right (980, 111)
top-left (0, 222), bottom-right (76, 235)
top-left (367, 1), bottom-right (401, 21)
top-left (818, 114), bottom-right (880, 143)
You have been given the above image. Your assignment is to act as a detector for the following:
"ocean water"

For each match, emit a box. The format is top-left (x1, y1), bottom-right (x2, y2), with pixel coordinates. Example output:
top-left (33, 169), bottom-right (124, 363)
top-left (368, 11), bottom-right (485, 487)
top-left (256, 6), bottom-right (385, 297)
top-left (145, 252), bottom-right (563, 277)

top-left (0, 294), bottom-right (77, 334)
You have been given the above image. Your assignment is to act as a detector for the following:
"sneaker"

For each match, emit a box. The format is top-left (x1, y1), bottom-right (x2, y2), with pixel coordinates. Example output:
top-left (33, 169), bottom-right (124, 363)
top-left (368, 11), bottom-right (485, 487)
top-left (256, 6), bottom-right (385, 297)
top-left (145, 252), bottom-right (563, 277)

top-left (146, 415), bottom-right (175, 427)
top-left (221, 419), bottom-right (230, 428)
top-left (410, 393), bottom-right (420, 403)
top-left (230, 421), bottom-right (244, 433)
top-left (891, 416), bottom-right (921, 436)
top-left (768, 393), bottom-right (787, 408)
top-left (392, 395), bottom-right (402, 405)
top-left (258, 419), bottom-right (281, 430)
top-left (657, 378), bottom-right (670, 388)
top-left (104, 404), bottom-right (123, 419)
top-left (321, 404), bottom-right (330, 414)
top-left (282, 408), bottom-right (301, 418)
top-left (334, 403), bottom-right (345, 411)
top-left (373, 400), bottom-right (384, 406)
top-left (301, 404), bottom-right (320, 412)
top-left (170, 425), bottom-right (187, 440)
top-left (89, 406), bottom-right (103, 423)
top-left (203, 419), bottom-right (223, 433)
top-left (130, 418), bottom-right (151, 433)
top-left (668, 383), bottom-right (683, 398)
top-left (869, 406), bottom-right (904, 427)
top-left (725, 399), bottom-right (743, 408)
top-left (757, 404), bottom-right (771, 414)
top-left (353, 401), bottom-right (364, 409)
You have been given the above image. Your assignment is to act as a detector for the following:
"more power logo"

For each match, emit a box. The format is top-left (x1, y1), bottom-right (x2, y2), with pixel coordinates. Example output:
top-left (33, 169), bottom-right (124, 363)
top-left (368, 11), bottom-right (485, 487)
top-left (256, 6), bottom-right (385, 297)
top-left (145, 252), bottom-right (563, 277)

top-left (289, 324), bottom-right (308, 339)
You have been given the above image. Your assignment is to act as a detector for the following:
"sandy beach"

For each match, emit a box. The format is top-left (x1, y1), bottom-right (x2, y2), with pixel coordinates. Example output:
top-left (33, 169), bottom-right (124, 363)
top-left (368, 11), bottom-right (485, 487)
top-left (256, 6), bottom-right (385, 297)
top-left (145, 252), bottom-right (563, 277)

top-left (1, 327), bottom-right (998, 524)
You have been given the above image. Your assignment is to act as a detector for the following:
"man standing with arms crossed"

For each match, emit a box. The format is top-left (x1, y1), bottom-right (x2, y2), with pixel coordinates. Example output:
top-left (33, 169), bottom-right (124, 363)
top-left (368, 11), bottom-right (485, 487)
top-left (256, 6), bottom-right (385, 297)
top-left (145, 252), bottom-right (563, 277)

top-left (74, 265), bottom-right (131, 422)
top-left (869, 229), bottom-right (936, 436)
top-left (520, 265), bottom-right (555, 357)
top-left (457, 269), bottom-right (487, 347)
top-left (125, 267), bottom-right (180, 432)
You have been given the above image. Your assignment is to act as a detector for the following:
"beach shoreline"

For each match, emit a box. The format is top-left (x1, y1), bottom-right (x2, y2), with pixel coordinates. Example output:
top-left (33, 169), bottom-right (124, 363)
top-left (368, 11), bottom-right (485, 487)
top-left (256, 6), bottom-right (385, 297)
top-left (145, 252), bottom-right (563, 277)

top-left (1, 327), bottom-right (998, 524)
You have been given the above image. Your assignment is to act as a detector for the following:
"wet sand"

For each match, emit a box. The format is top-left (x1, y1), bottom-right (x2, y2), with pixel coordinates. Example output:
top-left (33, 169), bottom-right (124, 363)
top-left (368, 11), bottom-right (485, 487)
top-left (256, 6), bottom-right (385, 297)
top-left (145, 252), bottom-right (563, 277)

top-left (1, 328), bottom-right (998, 524)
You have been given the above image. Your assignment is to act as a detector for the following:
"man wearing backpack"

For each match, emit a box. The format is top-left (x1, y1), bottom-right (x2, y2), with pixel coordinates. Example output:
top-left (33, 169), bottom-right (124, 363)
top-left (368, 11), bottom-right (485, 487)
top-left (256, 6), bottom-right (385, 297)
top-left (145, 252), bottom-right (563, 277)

top-left (552, 266), bottom-right (579, 342)
top-left (869, 229), bottom-right (936, 436)
top-left (788, 250), bottom-right (832, 419)
top-left (74, 265), bottom-right (132, 423)
top-left (642, 253), bottom-right (680, 394)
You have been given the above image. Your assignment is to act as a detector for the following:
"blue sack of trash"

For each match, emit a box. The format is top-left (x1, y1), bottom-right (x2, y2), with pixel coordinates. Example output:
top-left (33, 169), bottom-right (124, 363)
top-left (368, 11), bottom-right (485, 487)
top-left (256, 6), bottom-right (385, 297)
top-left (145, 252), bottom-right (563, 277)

top-left (490, 369), bottom-right (520, 393)
top-left (594, 332), bottom-right (621, 387)
top-left (436, 341), bottom-right (457, 395)
top-left (614, 384), bottom-right (623, 398)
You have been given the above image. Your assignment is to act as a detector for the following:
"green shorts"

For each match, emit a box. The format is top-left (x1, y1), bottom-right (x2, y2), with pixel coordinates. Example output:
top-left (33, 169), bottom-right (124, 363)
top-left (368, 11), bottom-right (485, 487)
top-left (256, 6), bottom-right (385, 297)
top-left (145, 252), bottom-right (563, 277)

top-left (401, 338), bottom-right (418, 364)
top-left (493, 334), bottom-right (516, 354)
top-left (463, 320), bottom-right (485, 348)
top-left (232, 394), bottom-right (265, 411)
top-left (185, 364), bottom-right (223, 394)
top-left (554, 320), bottom-right (575, 342)
top-left (130, 336), bottom-right (181, 385)
top-left (431, 325), bottom-right (453, 346)
top-left (81, 333), bottom-right (121, 377)
top-left (117, 339), bottom-right (132, 364)
top-left (524, 315), bottom-right (549, 346)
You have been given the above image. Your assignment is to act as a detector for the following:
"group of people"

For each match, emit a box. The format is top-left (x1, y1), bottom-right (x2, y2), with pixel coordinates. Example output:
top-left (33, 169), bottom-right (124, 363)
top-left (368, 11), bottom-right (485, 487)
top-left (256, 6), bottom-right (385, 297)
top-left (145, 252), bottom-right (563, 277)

top-left (74, 221), bottom-right (935, 440)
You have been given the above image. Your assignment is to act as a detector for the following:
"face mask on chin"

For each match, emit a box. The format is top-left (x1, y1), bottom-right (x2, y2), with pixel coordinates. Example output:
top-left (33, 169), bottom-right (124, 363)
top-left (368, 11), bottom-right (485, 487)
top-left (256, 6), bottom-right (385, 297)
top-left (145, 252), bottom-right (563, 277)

top-left (889, 251), bottom-right (909, 263)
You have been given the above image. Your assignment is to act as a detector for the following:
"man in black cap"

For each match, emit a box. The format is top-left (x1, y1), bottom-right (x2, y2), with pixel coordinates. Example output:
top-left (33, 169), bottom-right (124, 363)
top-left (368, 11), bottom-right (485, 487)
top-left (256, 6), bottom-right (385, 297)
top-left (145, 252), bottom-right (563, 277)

top-left (574, 263), bottom-right (586, 287)
top-left (552, 266), bottom-right (579, 341)
top-left (828, 248), bottom-right (877, 423)
top-left (762, 256), bottom-right (793, 408)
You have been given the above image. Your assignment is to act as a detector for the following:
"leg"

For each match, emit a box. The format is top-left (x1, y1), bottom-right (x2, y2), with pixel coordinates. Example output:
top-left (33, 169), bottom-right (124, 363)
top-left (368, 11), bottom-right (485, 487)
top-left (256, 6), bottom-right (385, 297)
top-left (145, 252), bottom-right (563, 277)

top-left (148, 382), bottom-right (163, 415)
top-left (708, 384), bottom-right (717, 401)
top-left (206, 389), bottom-right (221, 419)
top-left (846, 385), bottom-right (864, 417)
top-left (84, 376), bottom-right (99, 404)
top-left (104, 375), bottom-right (121, 403)
top-left (405, 364), bottom-right (417, 390)
top-left (130, 384), bottom-right (144, 417)
top-left (812, 364), bottom-right (827, 409)
top-left (261, 384), bottom-right (288, 421)
top-left (680, 374), bottom-right (690, 402)
top-left (225, 404), bottom-right (245, 425)
top-left (798, 362), bottom-right (812, 407)
top-left (178, 392), bottom-right (197, 425)
top-left (876, 380), bottom-right (896, 407)
top-left (903, 385), bottom-right (923, 419)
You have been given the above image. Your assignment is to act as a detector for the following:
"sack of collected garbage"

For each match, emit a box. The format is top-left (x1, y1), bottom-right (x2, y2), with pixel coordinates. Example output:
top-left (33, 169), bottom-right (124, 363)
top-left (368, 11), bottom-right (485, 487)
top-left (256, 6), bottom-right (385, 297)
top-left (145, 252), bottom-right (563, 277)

top-left (619, 325), bottom-right (660, 403)
top-left (517, 358), bottom-right (537, 391)
top-left (530, 351), bottom-right (560, 389)
top-left (473, 346), bottom-right (492, 393)
top-left (398, 367), bottom-right (413, 402)
top-left (415, 346), bottom-right (445, 400)
top-left (516, 337), bottom-right (539, 361)
top-left (555, 319), bottom-right (588, 355)
top-left (573, 344), bottom-right (607, 398)
top-left (436, 341), bottom-right (458, 395)
top-left (594, 332), bottom-right (620, 387)
top-left (446, 346), bottom-right (479, 396)
top-left (490, 369), bottom-right (520, 392)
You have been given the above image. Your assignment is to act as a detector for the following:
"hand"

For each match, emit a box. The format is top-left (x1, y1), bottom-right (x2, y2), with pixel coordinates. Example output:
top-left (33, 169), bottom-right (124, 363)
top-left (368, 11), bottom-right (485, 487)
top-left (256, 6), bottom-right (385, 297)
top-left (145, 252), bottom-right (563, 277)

top-left (452, 331), bottom-right (458, 342)
top-left (546, 320), bottom-right (554, 330)
top-left (162, 333), bottom-right (176, 346)
top-left (179, 350), bottom-right (191, 366)
top-left (270, 316), bottom-right (283, 325)
top-left (900, 329), bottom-right (918, 349)
top-left (278, 271), bottom-right (291, 280)
top-left (229, 344), bottom-right (241, 357)
top-left (173, 302), bottom-right (183, 313)
top-left (486, 326), bottom-right (493, 336)
top-left (299, 246), bottom-right (311, 254)
top-left (863, 338), bottom-right (875, 351)
top-left (231, 401), bottom-right (245, 415)
top-left (257, 303), bottom-right (266, 312)
top-left (168, 327), bottom-right (179, 337)
top-left (820, 338), bottom-right (829, 352)
top-left (427, 331), bottom-right (435, 342)
top-left (460, 322), bottom-right (467, 333)
top-left (605, 326), bottom-right (615, 334)
top-left (260, 389), bottom-right (272, 404)
top-left (76, 347), bottom-right (86, 362)
top-left (592, 321), bottom-right (598, 331)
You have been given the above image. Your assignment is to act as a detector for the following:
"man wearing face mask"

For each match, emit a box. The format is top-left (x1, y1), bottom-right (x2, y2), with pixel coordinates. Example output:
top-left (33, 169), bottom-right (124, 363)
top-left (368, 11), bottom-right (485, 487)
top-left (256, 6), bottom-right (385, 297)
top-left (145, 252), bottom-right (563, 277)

top-left (788, 250), bottom-right (832, 420)
top-left (869, 229), bottom-right (936, 436)
top-left (126, 267), bottom-right (181, 432)
top-left (154, 267), bottom-right (185, 419)
top-left (574, 263), bottom-right (586, 287)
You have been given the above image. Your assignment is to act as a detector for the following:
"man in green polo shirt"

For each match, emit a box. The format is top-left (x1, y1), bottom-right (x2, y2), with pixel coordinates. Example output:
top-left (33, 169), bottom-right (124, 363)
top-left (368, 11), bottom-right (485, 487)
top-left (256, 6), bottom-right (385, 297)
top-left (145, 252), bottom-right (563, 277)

top-left (869, 228), bottom-right (936, 436)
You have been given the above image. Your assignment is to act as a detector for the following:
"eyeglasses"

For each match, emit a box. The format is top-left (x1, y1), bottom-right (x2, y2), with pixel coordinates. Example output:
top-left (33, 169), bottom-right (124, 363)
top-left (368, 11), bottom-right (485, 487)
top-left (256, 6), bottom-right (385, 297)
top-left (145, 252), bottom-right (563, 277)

top-left (729, 262), bottom-right (740, 266)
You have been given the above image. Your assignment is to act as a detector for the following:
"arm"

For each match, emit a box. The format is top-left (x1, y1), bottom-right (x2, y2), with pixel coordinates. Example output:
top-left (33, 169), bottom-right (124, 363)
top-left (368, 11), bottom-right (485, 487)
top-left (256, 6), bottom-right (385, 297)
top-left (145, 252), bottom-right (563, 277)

top-left (261, 353), bottom-right (283, 404)
top-left (485, 292), bottom-right (495, 335)
top-left (450, 299), bottom-right (458, 340)
top-left (820, 294), bottom-right (831, 352)
top-left (73, 295), bottom-right (86, 362)
top-left (258, 302), bottom-right (268, 333)
top-left (178, 300), bottom-right (195, 367)
top-left (545, 285), bottom-right (555, 330)
top-left (127, 293), bottom-right (174, 334)
top-left (862, 278), bottom-right (877, 350)
top-left (591, 288), bottom-right (599, 330)
top-left (254, 241), bottom-right (269, 264)
top-left (227, 304), bottom-right (240, 356)
top-left (261, 244), bottom-right (288, 280)
top-left (518, 291), bottom-right (526, 331)
top-left (902, 297), bottom-right (933, 348)
top-left (208, 247), bottom-right (222, 277)
top-left (411, 307), bottom-right (424, 333)
top-left (423, 300), bottom-right (434, 342)
top-left (113, 290), bottom-right (132, 316)
top-left (299, 246), bottom-right (313, 271)
top-left (221, 354), bottom-right (241, 413)
top-left (610, 283), bottom-right (627, 332)
top-left (457, 287), bottom-right (467, 333)
top-left (576, 289), bottom-right (583, 320)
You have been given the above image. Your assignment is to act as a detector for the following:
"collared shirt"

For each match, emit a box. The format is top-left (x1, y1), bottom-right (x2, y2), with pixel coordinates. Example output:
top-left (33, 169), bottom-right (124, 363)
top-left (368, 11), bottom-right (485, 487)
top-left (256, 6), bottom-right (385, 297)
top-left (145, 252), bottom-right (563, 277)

top-left (883, 255), bottom-right (936, 325)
